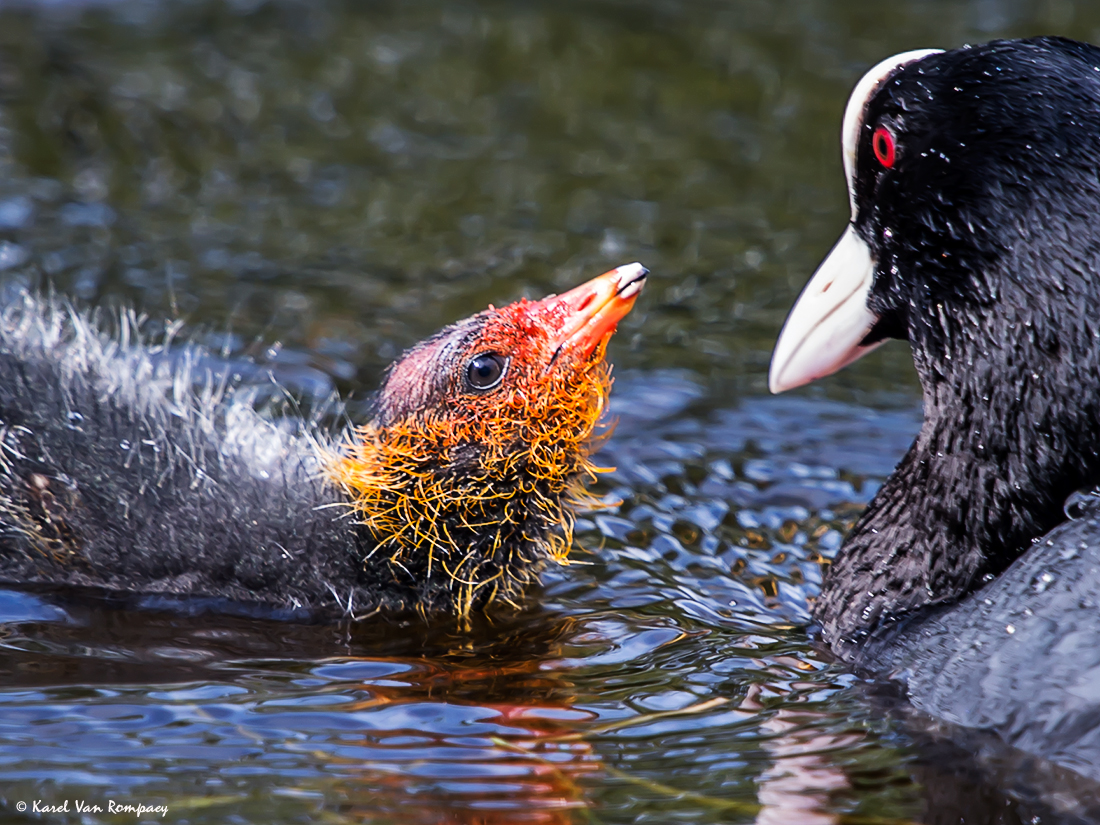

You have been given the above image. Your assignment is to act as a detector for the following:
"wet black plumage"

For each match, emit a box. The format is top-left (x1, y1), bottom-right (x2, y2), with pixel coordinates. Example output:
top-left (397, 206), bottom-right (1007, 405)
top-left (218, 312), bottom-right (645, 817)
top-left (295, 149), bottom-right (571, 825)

top-left (775, 37), bottom-right (1100, 781)
top-left (822, 37), bottom-right (1100, 649)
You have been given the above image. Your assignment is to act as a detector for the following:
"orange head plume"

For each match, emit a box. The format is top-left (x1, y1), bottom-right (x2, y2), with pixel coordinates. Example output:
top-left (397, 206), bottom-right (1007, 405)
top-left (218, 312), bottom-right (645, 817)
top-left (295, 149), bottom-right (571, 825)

top-left (325, 263), bottom-right (648, 617)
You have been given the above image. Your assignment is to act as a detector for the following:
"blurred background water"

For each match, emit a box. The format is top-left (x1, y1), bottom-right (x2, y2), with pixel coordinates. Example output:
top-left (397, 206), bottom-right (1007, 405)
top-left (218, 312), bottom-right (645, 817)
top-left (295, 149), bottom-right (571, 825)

top-left (1, 1), bottom-right (1099, 823)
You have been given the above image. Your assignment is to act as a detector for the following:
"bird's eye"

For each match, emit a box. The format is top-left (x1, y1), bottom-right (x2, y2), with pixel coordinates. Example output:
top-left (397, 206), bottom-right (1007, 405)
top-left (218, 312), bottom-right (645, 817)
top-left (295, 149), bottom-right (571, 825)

top-left (465, 353), bottom-right (508, 391)
top-left (872, 126), bottom-right (896, 169)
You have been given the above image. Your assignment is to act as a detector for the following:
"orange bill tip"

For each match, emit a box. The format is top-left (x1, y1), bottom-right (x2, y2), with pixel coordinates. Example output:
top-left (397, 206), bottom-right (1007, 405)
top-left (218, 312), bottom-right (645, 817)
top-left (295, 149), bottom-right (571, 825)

top-left (539, 263), bottom-right (648, 359)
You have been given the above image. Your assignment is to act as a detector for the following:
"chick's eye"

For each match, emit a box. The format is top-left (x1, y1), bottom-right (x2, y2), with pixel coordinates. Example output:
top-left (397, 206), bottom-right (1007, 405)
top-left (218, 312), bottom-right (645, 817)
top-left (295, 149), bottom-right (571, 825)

top-left (872, 126), bottom-right (896, 169)
top-left (465, 353), bottom-right (508, 391)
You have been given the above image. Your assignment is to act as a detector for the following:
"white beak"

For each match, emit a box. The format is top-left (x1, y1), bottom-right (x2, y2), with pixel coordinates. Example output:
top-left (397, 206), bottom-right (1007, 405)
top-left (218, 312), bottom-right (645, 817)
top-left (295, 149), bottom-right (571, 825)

top-left (768, 226), bottom-right (883, 393)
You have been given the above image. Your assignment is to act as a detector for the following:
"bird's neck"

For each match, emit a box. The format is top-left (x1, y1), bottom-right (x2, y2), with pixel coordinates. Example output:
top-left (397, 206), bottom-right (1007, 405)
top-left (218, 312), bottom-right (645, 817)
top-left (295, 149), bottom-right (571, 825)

top-left (815, 285), bottom-right (1100, 655)
top-left (326, 365), bottom-right (610, 616)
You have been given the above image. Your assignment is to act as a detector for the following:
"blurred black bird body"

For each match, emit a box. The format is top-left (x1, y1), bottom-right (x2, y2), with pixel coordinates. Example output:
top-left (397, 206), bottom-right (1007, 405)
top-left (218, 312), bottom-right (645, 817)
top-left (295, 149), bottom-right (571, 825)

top-left (0, 264), bottom-right (646, 621)
top-left (0, 293), bottom-right (360, 615)
top-left (771, 37), bottom-right (1100, 781)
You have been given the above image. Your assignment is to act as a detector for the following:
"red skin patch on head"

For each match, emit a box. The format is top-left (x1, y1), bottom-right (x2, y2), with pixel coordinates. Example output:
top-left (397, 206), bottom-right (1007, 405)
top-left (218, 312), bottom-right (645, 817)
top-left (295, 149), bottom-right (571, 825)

top-left (383, 346), bottom-right (439, 403)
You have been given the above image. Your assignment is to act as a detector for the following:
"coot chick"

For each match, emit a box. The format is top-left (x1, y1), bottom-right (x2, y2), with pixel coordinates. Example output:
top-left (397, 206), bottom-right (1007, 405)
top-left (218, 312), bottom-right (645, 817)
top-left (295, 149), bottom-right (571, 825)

top-left (770, 38), bottom-right (1100, 779)
top-left (0, 263), bottom-right (646, 620)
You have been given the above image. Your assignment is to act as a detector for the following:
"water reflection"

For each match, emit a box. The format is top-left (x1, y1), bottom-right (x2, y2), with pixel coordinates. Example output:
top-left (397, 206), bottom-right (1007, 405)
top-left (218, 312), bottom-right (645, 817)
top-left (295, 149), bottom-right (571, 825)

top-left (0, 593), bottom-right (595, 822)
top-left (0, 590), bottom-right (803, 825)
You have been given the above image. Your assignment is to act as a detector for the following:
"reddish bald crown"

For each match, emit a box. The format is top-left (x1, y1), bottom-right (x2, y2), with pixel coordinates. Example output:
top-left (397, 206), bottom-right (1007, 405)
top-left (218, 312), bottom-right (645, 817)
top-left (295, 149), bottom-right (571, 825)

top-left (374, 262), bottom-right (647, 427)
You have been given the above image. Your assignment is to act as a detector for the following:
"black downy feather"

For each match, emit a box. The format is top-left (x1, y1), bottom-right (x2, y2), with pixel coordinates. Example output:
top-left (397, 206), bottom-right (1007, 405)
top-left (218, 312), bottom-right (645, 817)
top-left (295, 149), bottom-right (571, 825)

top-left (0, 292), bottom-right (384, 616)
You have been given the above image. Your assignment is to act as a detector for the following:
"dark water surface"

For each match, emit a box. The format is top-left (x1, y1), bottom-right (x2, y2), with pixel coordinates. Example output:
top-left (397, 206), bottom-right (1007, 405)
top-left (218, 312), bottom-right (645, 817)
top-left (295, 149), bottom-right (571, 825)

top-left (2, 1), bottom-right (1100, 822)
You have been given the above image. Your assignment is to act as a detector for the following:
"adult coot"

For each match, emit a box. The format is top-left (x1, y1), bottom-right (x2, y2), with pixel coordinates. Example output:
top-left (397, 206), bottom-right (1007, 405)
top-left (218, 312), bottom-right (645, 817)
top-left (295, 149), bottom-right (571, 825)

top-left (0, 263), bottom-right (646, 620)
top-left (770, 37), bottom-right (1100, 780)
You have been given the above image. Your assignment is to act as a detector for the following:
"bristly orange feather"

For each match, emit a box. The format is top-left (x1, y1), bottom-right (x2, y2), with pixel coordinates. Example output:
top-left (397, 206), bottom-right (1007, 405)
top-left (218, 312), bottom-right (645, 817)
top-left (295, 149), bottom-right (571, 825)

top-left (325, 340), bottom-right (614, 617)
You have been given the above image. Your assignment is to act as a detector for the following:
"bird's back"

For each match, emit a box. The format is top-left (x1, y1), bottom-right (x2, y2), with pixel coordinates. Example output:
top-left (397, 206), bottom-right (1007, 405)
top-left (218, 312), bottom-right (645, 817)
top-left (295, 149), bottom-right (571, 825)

top-left (0, 292), bottom-right (370, 615)
top-left (857, 502), bottom-right (1100, 780)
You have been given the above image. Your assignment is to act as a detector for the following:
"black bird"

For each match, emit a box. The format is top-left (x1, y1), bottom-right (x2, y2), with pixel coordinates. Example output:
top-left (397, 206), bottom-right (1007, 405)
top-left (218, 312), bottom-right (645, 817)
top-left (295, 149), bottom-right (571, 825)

top-left (770, 37), bottom-right (1100, 780)
top-left (0, 263), bottom-right (646, 620)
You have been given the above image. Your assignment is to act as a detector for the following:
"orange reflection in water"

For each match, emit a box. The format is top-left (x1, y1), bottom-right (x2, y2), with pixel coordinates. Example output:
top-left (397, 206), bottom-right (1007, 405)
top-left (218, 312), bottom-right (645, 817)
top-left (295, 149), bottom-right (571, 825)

top-left (319, 616), bottom-right (603, 825)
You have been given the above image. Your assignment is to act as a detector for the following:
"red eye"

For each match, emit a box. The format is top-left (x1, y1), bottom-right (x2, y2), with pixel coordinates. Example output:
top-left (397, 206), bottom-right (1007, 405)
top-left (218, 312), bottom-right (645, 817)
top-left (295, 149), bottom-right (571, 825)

top-left (872, 126), bottom-right (896, 168)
